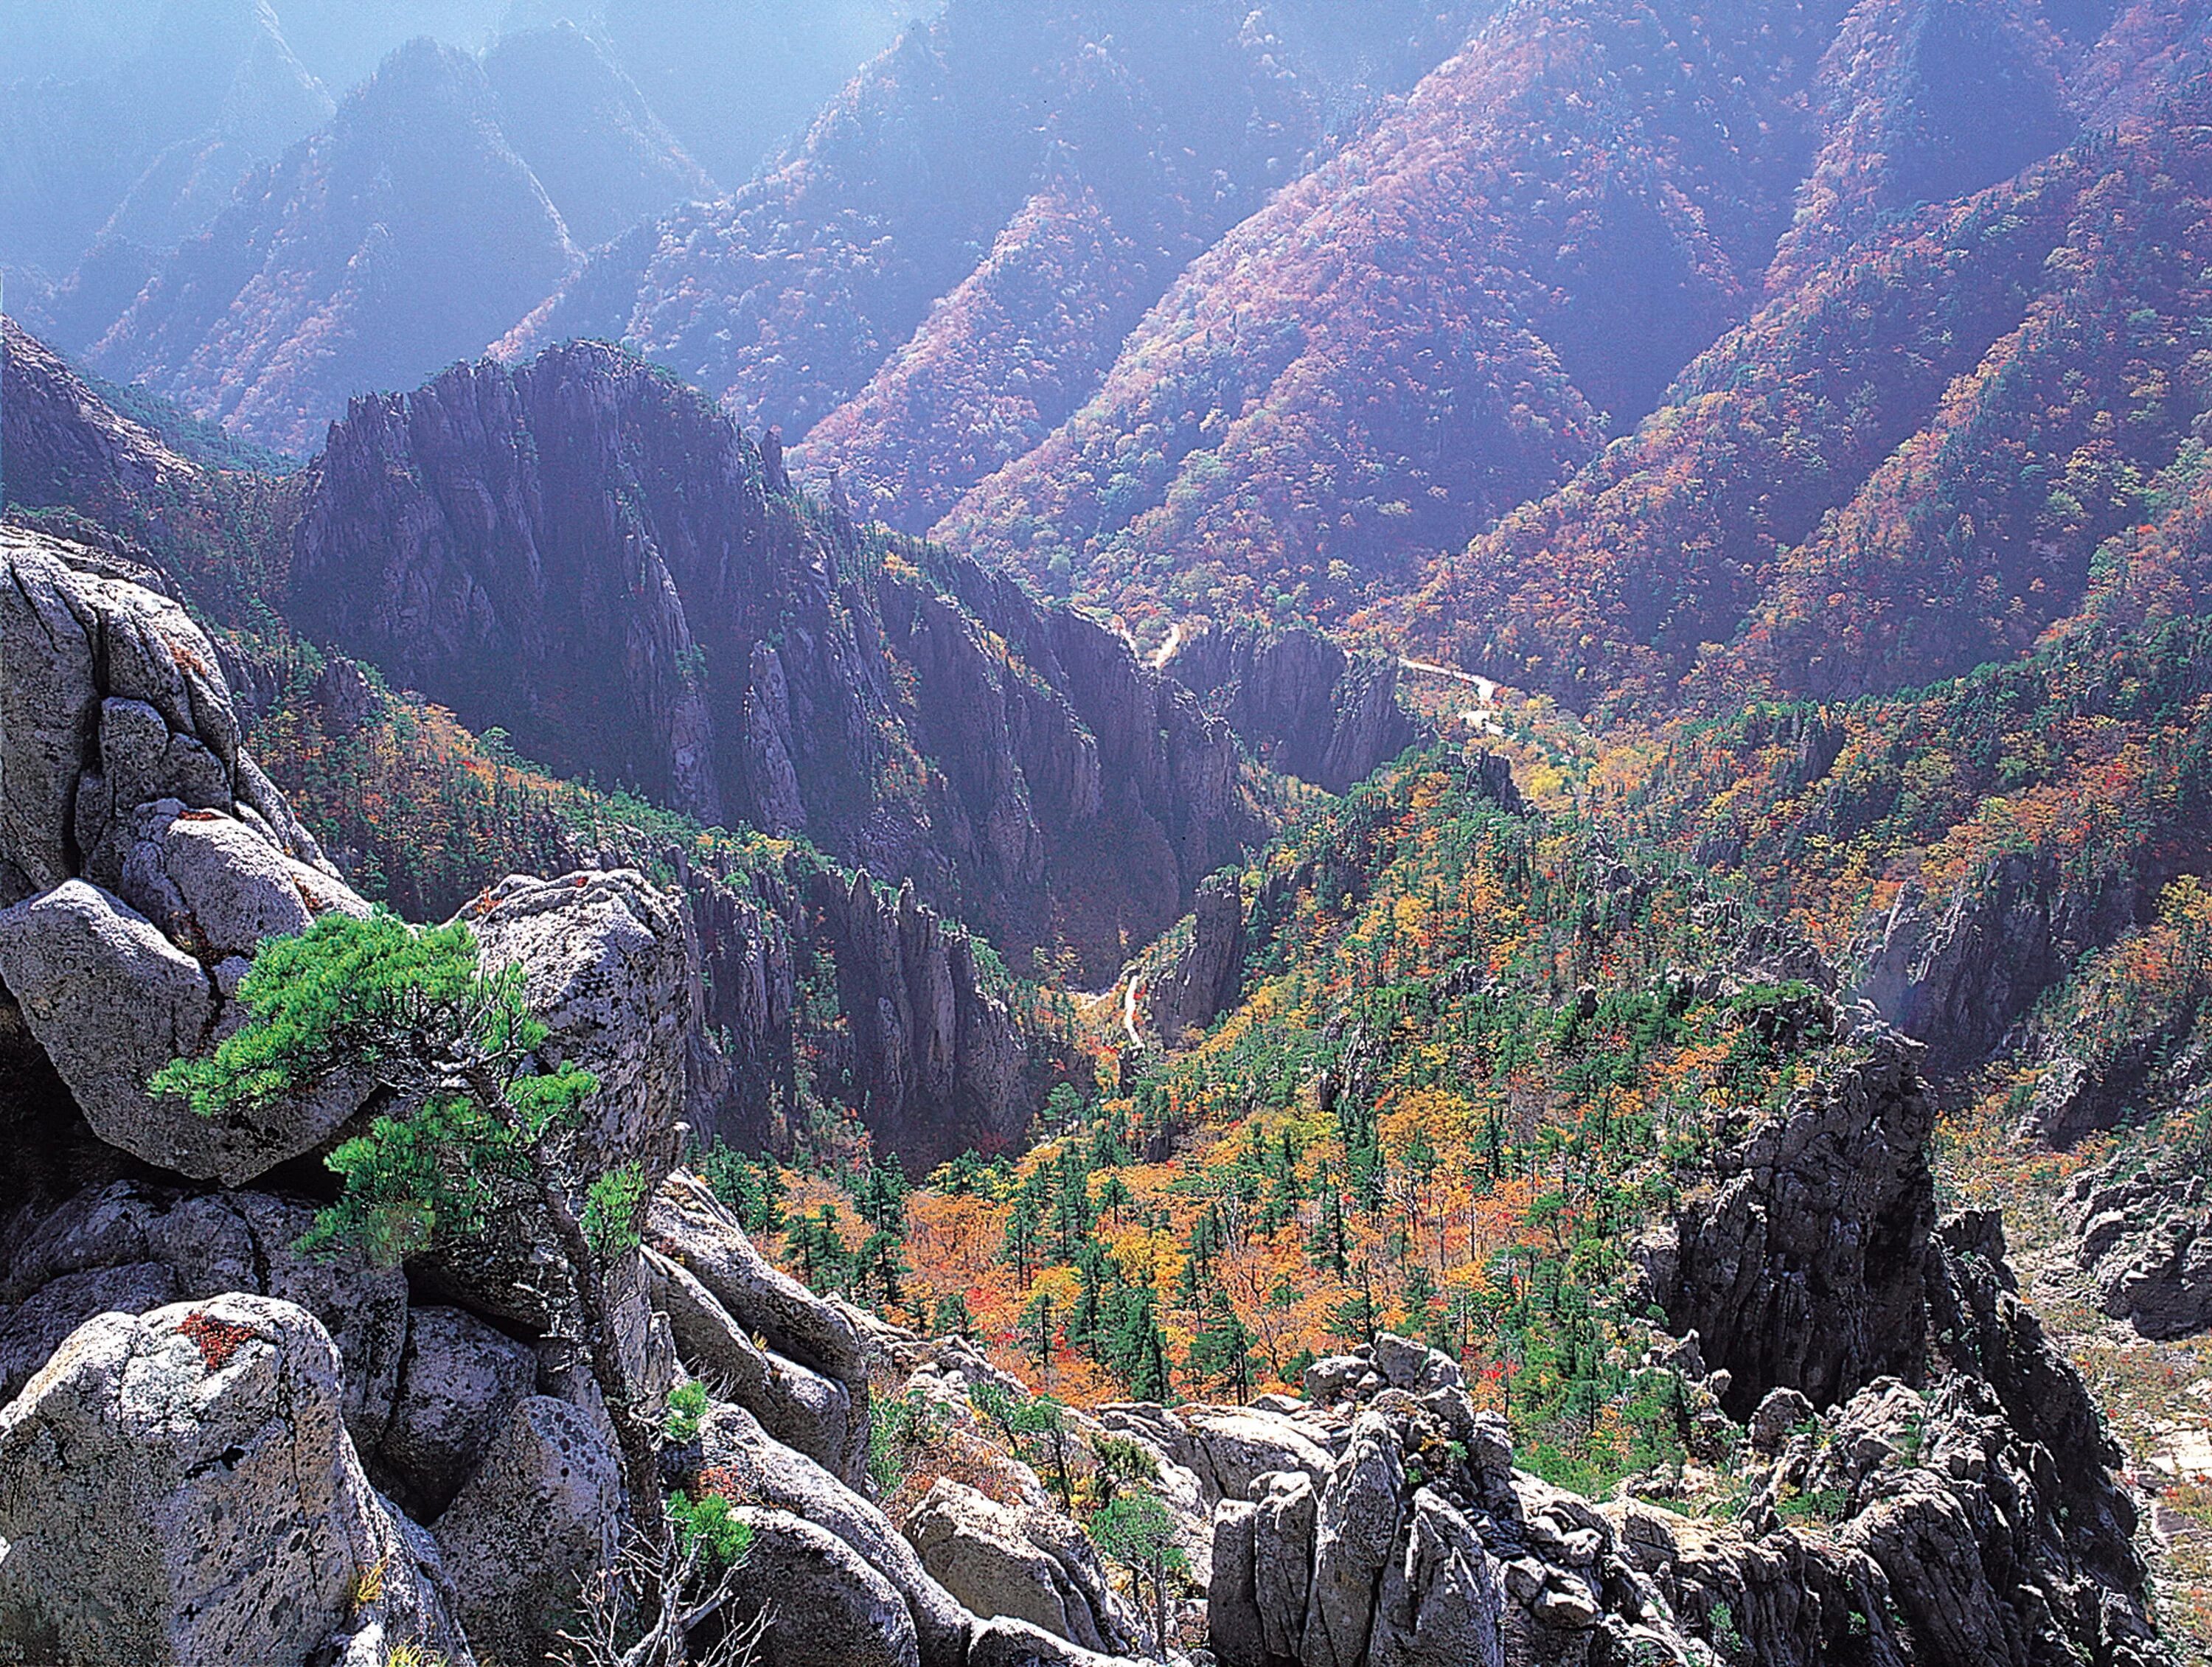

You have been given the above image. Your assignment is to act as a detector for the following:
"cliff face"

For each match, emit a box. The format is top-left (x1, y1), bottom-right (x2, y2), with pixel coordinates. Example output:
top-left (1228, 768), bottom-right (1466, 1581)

top-left (1641, 1028), bottom-right (1938, 1418)
top-left (290, 341), bottom-right (1263, 984)
top-left (674, 845), bottom-right (1051, 1169)
top-left (1, 319), bottom-right (202, 514)
top-left (1160, 619), bottom-right (1422, 794)
top-left (1855, 847), bottom-right (2146, 1073)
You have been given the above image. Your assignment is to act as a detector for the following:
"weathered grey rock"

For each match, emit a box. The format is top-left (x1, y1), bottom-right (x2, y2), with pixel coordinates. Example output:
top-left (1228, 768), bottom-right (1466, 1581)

top-left (410, 874), bottom-right (698, 1332)
top-left (731, 1506), bottom-right (922, 1667)
top-left (0, 1261), bottom-right (178, 1402)
top-left (0, 880), bottom-right (220, 1165)
top-left (649, 1169), bottom-right (872, 1487)
top-left (1208, 1497), bottom-right (1266, 1667)
top-left (1856, 851), bottom-right (2136, 1072)
top-left (1301, 1410), bottom-right (1406, 1667)
top-left (1748, 1386), bottom-right (1817, 1455)
top-left (1144, 869), bottom-right (1248, 1047)
top-left (1253, 1470), bottom-right (1318, 1660)
top-left (116, 801), bottom-right (368, 961)
top-left (0, 1293), bottom-right (466, 1667)
top-left (1, 533), bottom-right (247, 899)
top-left (907, 1478), bottom-right (1139, 1654)
top-left (468, 868), bottom-right (695, 1177)
top-left (1904, 1217), bottom-right (2158, 1667)
top-left (963, 1615), bottom-right (1140, 1667)
top-left (1370, 1333), bottom-right (1461, 1394)
top-left (1301, 1353), bottom-right (1377, 1405)
top-left (646, 1244), bottom-right (854, 1478)
top-left (1004, 1493), bottom-right (1147, 1657)
top-left (433, 1393), bottom-right (619, 1667)
top-left (1604, 1497), bottom-right (1905, 1667)
top-left (2070, 1158), bottom-right (2212, 1340)
top-left (374, 1304), bottom-right (537, 1519)
top-left (675, 840), bottom-right (1044, 1165)
top-left (1368, 1488), bottom-right (1505, 1667)
top-left (0, 537), bottom-right (364, 1187)
top-left (698, 1402), bottom-right (973, 1667)
top-left (1178, 1404), bottom-right (1338, 1504)
top-left (0, 1183), bottom-right (408, 1442)
top-left (1159, 619), bottom-right (1422, 796)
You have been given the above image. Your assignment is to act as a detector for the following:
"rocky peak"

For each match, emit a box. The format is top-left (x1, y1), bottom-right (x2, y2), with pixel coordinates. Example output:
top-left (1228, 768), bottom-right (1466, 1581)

top-left (1, 319), bottom-right (201, 517)
top-left (479, 22), bottom-right (715, 250)
top-left (1641, 1024), bottom-right (1937, 1419)
top-left (85, 37), bottom-right (581, 453)
top-left (290, 343), bottom-right (1265, 984)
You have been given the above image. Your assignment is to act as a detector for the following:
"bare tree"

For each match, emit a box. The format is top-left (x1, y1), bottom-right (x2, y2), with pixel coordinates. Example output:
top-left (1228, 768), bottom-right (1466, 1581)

top-left (556, 1510), bottom-right (768, 1667)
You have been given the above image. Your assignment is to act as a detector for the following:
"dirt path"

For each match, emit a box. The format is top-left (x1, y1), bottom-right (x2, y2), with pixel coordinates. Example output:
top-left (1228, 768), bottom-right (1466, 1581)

top-left (1397, 655), bottom-right (1498, 701)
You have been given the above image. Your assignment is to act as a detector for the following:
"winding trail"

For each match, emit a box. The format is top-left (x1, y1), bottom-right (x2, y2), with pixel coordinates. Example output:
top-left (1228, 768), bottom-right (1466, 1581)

top-left (1398, 656), bottom-right (1498, 702)
top-left (1399, 655), bottom-right (1503, 733)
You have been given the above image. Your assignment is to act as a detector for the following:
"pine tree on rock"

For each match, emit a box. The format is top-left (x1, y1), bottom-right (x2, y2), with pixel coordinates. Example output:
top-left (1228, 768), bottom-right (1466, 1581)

top-left (153, 911), bottom-right (661, 1529)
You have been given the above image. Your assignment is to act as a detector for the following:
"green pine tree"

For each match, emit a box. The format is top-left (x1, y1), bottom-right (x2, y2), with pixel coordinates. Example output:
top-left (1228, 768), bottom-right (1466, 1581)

top-left (152, 910), bottom-right (659, 1525)
top-left (1189, 1287), bottom-right (1256, 1404)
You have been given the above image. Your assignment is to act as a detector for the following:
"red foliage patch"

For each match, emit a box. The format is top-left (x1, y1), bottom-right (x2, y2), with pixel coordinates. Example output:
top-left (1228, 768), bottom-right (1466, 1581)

top-left (693, 1465), bottom-right (747, 1502)
top-left (178, 1310), bottom-right (257, 1373)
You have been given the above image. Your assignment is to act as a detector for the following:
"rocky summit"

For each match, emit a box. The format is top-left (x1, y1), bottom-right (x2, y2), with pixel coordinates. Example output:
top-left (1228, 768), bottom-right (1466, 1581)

top-left (4, 1), bottom-right (2212, 1663)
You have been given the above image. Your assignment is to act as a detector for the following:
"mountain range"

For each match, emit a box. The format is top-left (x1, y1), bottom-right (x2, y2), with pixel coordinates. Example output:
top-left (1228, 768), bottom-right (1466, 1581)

top-left (2, 1), bottom-right (2211, 1663)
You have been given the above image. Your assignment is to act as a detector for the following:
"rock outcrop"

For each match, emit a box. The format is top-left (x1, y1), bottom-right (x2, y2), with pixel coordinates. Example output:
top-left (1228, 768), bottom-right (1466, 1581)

top-left (699, 1402), bottom-right (978, 1667)
top-left (0, 529), bottom-right (372, 1185)
top-left (1632, 1017), bottom-right (2158, 1667)
top-left (289, 342), bottom-right (1264, 985)
top-left (1856, 849), bottom-right (2140, 1071)
top-left (466, 868), bottom-right (695, 1180)
top-left (731, 1508), bottom-right (924, 1667)
top-left (1640, 1026), bottom-right (1937, 1417)
top-left (432, 1393), bottom-right (621, 1667)
top-left (374, 1304), bottom-right (538, 1520)
top-left (1, 320), bottom-right (207, 526)
top-left (907, 1478), bottom-right (1141, 1657)
top-left (1143, 870), bottom-right (1248, 1049)
top-left (0, 1293), bottom-right (468, 1667)
top-left (649, 1171), bottom-right (874, 1492)
top-left (1200, 1012), bottom-right (2159, 1667)
top-left (1161, 620), bottom-right (1422, 794)
top-left (1217, 1285), bottom-right (2155, 1667)
top-left (0, 1181), bottom-right (408, 1443)
top-left (644, 1183), bottom-right (1158, 1667)
top-left (765, 862), bottom-right (1032, 1166)
top-left (2068, 1157), bottom-right (2212, 1339)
